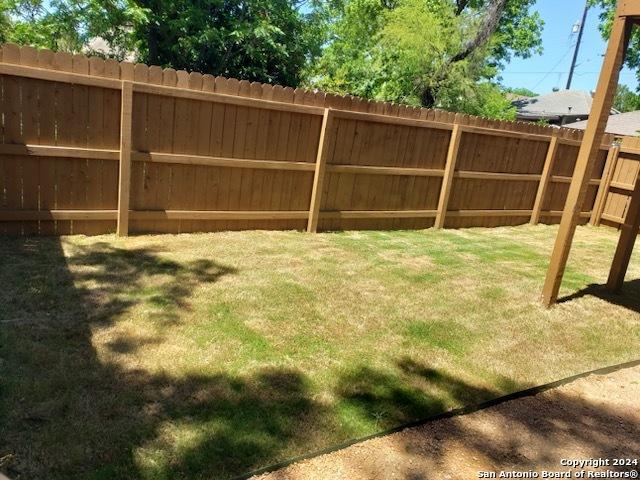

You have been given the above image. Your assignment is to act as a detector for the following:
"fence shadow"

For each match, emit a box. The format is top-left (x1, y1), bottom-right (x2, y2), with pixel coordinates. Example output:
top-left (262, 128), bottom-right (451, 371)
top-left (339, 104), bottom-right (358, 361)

top-left (557, 278), bottom-right (640, 313)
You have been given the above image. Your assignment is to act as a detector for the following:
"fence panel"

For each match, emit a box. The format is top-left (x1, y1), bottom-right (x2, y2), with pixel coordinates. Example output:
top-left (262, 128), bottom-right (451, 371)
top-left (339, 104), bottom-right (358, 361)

top-left (600, 136), bottom-right (640, 228)
top-left (128, 89), bottom-right (319, 234)
top-left (0, 46), bottom-right (120, 235)
top-left (318, 113), bottom-right (450, 231)
top-left (445, 126), bottom-right (548, 229)
top-left (0, 43), bottom-right (615, 237)
top-left (542, 135), bottom-right (608, 226)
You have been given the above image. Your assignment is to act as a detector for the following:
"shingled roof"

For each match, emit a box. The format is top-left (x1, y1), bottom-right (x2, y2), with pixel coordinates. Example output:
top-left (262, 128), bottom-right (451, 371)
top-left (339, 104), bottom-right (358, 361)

top-left (564, 110), bottom-right (640, 136)
top-left (512, 90), bottom-right (595, 122)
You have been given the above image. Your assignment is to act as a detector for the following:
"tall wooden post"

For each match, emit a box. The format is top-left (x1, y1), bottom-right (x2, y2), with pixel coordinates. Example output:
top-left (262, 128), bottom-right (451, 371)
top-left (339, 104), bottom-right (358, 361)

top-left (606, 175), bottom-right (640, 291)
top-left (117, 80), bottom-right (134, 236)
top-left (541, 12), bottom-right (633, 306)
top-left (307, 108), bottom-right (335, 233)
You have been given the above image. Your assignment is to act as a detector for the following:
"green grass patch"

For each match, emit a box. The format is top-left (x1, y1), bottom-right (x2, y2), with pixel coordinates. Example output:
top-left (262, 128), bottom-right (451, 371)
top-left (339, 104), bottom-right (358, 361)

top-left (404, 320), bottom-right (471, 356)
top-left (1, 225), bottom-right (639, 479)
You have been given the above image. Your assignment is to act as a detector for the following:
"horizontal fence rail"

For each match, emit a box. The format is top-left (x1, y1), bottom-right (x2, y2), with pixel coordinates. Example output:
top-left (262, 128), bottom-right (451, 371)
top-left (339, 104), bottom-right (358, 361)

top-left (0, 43), bottom-right (618, 236)
top-left (595, 137), bottom-right (640, 230)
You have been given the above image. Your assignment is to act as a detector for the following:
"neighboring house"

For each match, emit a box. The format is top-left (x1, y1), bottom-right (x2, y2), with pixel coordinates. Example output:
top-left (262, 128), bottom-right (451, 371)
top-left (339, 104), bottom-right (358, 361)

top-left (511, 90), bottom-right (616, 125)
top-left (564, 110), bottom-right (640, 137)
top-left (83, 37), bottom-right (136, 62)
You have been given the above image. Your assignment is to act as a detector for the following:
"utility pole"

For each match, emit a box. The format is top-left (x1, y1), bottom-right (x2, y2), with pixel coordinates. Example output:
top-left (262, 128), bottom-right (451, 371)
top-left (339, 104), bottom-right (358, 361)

top-left (566, 0), bottom-right (589, 90)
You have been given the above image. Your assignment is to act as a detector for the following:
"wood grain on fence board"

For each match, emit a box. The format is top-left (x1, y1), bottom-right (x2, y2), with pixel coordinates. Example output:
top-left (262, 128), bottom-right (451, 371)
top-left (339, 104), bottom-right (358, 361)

top-left (591, 144), bottom-right (620, 226)
top-left (599, 136), bottom-right (640, 229)
top-left (531, 134), bottom-right (559, 225)
top-left (1, 43), bottom-right (627, 236)
top-left (117, 81), bottom-right (134, 236)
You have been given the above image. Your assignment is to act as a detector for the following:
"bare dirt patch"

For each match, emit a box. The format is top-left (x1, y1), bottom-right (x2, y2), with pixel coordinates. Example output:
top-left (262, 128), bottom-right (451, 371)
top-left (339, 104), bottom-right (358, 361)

top-left (253, 363), bottom-right (640, 480)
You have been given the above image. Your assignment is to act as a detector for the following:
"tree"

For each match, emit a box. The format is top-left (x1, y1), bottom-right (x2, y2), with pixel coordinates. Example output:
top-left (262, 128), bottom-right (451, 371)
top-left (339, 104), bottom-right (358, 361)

top-left (1, 0), bottom-right (145, 57)
top-left (614, 84), bottom-right (640, 112)
top-left (589, 0), bottom-right (640, 86)
top-left (133, 0), bottom-right (316, 85)
top-left (0, 1), bottom-right (11, 43)
top-left (504, 86), bottom-right (538, 97)
top-left (306, 0), bottom-right (543, 115)
top-left (1, 0), bottom-right (316, 85)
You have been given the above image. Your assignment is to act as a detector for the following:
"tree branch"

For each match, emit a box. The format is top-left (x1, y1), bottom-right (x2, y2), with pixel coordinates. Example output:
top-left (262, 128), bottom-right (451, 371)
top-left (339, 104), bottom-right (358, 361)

top-left (451, 0), bottom-right (507, 63)
top-left (455, 0), bottom-right (470, 15)
top-left (420, 0), bottom-right (508, 107)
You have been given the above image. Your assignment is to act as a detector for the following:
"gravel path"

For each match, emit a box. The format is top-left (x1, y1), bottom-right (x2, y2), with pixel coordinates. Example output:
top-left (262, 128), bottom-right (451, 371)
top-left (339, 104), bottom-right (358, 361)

top-left (253, 364), bottom-right (640, 480)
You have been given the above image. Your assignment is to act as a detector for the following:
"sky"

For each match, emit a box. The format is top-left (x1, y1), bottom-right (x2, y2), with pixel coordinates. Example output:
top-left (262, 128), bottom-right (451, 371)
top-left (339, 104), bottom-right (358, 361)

top-left (500, 0), bottom-right (639, 95)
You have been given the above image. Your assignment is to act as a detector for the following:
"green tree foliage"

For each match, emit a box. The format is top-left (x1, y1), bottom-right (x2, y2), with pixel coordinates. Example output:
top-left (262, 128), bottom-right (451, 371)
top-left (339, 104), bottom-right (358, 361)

top-left (589, 0), bottom-right (640, 86)
top-left (306, 0), bottom-right (543, 117)
top-left (134, 0), bottom-right (314, 85)
top-left (1, 0), bottom-right (145, 57)
top-left (0, 1), bottom-right (10, 43)
top-left (446, 82), bottom-right (517, 119)
top-left (1, 0), bottom-right (315, 85)
top-left (504, 86), bottom-right (538, 97)
top-left (614, 84), bottom-right (640, 112)
top-left (1, 0), bottom-right (541, 117)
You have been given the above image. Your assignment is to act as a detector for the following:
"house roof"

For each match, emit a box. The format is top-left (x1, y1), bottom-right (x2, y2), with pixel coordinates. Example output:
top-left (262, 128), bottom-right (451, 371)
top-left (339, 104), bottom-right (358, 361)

top-left (512, 90), bottom-right (594, 121)
top-left (564, 110), bottom-right (640, 137)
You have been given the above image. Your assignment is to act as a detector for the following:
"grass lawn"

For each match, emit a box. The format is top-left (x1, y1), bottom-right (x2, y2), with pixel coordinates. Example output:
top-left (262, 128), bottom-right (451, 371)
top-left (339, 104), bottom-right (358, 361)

top-left (1, 224), bottom-right (639, 480)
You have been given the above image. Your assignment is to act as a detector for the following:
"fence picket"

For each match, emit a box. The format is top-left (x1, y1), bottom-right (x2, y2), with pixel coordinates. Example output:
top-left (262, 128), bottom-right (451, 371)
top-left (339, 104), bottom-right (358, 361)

top-left (0, 44), bottom-right (627, 236)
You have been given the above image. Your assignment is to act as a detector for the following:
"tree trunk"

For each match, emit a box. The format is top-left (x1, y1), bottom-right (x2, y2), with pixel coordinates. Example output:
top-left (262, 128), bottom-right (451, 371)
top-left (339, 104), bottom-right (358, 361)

top-left (148, 22), bottom-right (160, 65)
top-left (421, 87), bottom-right (437, 108)
top-left (451, 0), bottom-right (507, 63)
top-left (420, 0), bottom-right (508, 107)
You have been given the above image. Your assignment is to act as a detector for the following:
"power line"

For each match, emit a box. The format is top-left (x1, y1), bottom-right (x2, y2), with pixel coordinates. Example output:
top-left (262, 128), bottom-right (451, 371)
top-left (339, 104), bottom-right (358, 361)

top-left (531, 45), bottom-right (576, 91)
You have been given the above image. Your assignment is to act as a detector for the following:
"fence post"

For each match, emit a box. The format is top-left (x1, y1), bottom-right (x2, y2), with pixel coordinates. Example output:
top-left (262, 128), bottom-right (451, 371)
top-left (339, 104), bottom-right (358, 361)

top-left (435, 123), bottom-right (462, 229)
top-left (590, 143), bottom-right (620, 226)
top-left (307, 108), bottom-right (335, 233)
top-left (531, 132), bottom-right (559, 225)
top-left (116, 80), bottom-right (134, 236)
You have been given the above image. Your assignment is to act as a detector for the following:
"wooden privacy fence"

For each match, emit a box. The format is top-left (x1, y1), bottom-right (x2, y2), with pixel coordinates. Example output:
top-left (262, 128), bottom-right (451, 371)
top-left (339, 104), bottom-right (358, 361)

top-left (595, 136), bottom-right (640, 229)
top-left (0, 43), bottom-right (616, 236)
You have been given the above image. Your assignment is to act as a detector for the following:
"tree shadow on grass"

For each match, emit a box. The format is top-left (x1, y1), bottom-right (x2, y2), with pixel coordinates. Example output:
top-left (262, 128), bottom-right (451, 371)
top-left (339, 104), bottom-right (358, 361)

top-left (557, 278), bottom-right (640, 314)
top-left (317, 358), bottom-right (640, 480)
top-left (0, 237), bottom-right (333, 480)
top-left (333, 358), bottom-right (512, 437)
top-left (1, 237), bottom-right (638, 480)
